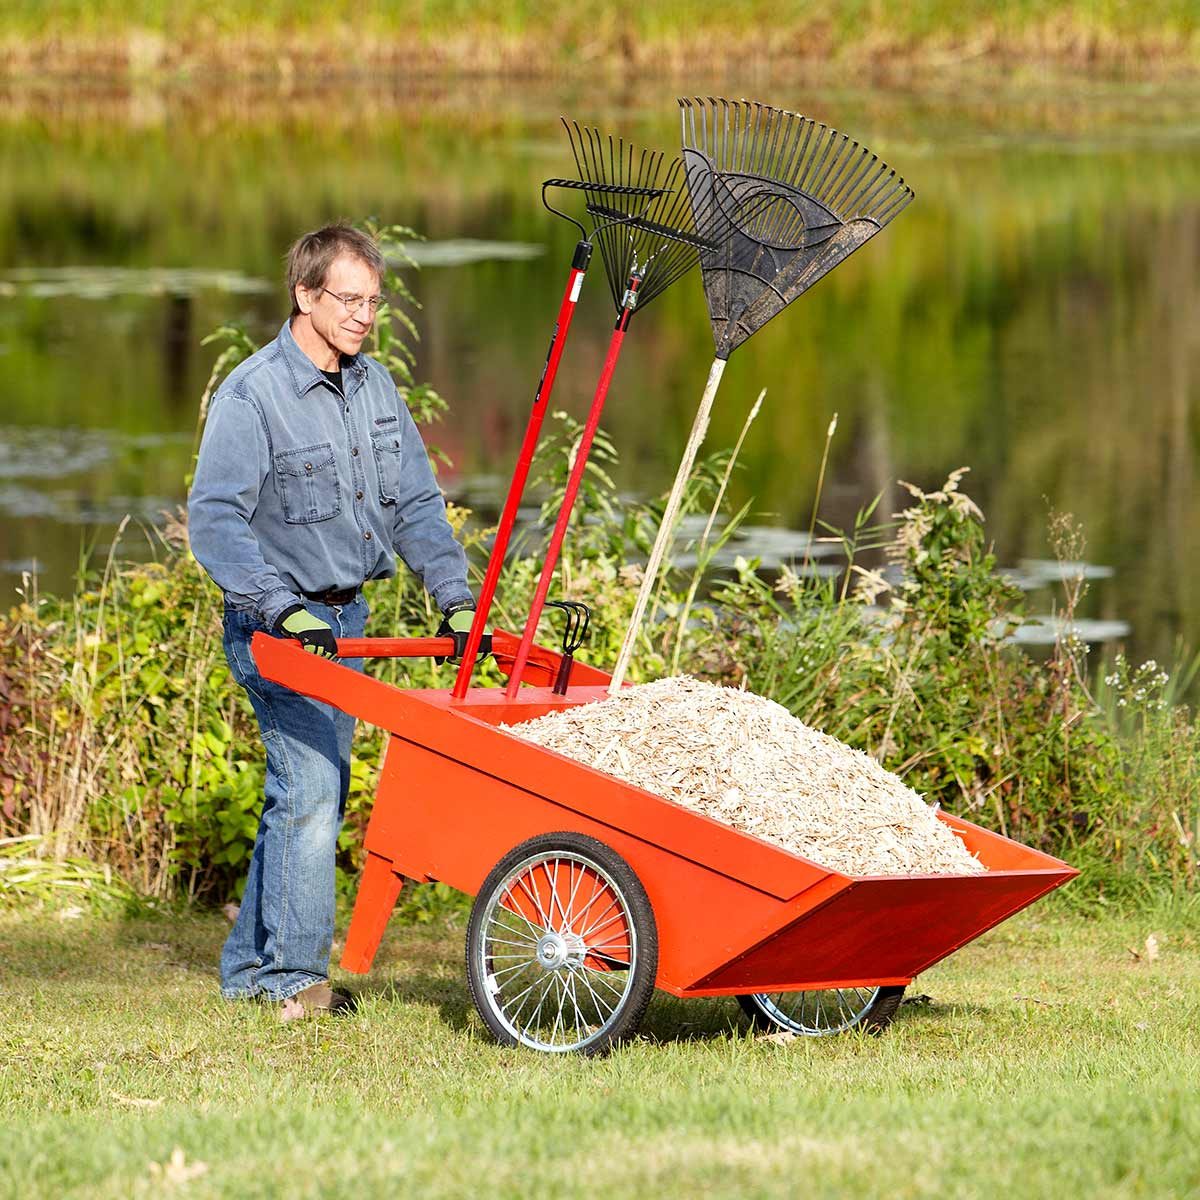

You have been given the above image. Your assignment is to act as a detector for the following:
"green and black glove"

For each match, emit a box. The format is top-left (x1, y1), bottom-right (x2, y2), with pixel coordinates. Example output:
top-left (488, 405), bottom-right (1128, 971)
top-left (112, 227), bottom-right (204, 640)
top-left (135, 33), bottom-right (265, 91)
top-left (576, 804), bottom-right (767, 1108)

top-left (274, 604), bottom-right (339, 659)
top-left (435, 603), bottom-right (491, 665)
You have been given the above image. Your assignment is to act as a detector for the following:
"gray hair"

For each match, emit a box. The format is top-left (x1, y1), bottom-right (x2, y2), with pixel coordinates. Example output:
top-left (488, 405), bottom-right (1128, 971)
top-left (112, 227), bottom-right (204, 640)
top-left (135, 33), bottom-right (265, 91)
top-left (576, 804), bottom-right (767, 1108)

top-left (285, 223), bottom-right (386, 317)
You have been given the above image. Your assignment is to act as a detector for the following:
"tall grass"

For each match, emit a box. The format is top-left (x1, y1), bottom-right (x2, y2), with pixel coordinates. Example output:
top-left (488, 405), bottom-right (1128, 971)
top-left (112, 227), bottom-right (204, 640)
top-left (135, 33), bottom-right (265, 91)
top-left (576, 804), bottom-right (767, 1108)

top-left (3, 426), bottom-right (1196, 903)
top-left (2, 2), bottom-right (1198, 76)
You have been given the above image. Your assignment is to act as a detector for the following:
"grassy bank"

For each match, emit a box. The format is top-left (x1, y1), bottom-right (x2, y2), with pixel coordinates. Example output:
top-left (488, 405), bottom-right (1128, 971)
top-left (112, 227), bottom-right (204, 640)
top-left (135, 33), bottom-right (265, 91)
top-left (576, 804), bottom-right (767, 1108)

top-left (1, 902), bottom-right (1198, 1197)
top-left (1, 1), bottom-right (1198, 80)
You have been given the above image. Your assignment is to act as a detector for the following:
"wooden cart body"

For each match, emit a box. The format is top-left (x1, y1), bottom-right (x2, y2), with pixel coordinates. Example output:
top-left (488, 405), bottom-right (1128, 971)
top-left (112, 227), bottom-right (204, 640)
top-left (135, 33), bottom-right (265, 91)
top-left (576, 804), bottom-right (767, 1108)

top-left (252, 632), bottom-right (1077, 998)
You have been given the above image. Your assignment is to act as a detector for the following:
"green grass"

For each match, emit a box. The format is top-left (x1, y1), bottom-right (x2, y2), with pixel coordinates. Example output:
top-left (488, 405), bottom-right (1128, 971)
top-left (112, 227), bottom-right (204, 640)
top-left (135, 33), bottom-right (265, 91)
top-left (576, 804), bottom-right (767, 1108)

top-left (2, 899), bottom-right (1198, 1197)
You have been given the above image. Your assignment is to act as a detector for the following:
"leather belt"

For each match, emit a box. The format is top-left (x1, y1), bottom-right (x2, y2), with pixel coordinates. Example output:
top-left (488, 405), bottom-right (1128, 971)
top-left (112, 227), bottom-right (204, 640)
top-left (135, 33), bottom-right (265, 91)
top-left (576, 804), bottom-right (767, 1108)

top-left (302, 586), bottom-right (360, 607)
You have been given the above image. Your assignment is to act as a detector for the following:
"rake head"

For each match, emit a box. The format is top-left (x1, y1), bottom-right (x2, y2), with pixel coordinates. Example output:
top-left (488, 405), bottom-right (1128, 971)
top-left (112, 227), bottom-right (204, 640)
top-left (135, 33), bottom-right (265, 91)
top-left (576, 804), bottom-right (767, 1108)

top-left (562, 119), bottom-right (725, 313)
top-left (679, 97), bottom-right (915, 358)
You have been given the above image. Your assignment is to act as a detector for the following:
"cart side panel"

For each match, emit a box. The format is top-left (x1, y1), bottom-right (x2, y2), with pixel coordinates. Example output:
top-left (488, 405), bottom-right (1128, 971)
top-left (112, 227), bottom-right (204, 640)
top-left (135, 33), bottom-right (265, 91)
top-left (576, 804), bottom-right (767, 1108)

top-left (363, 737), bottom-right (852, 991)
top-left (936, 810), bottom-right (1071, 871)
top-left (685, 868), bottom-right (1075, 994)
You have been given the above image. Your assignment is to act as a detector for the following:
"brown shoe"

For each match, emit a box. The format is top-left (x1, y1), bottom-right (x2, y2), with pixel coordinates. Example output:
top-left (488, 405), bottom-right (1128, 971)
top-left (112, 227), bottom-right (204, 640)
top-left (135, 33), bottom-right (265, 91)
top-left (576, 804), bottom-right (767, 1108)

top-left (278, 982), bottom-right (355, 1023)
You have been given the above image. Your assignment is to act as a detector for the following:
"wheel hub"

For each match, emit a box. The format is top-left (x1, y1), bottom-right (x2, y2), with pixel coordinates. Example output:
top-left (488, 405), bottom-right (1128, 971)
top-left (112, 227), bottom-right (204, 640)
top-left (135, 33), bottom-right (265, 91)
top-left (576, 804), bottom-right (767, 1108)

top-left (535, 931), bottom-right (585, 970)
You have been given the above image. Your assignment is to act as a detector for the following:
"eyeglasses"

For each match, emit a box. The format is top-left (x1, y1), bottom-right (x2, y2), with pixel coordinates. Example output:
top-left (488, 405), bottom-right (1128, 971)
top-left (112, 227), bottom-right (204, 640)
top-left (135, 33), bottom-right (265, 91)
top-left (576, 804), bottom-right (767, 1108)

top-left (319, 288), bottom-right (384, 315)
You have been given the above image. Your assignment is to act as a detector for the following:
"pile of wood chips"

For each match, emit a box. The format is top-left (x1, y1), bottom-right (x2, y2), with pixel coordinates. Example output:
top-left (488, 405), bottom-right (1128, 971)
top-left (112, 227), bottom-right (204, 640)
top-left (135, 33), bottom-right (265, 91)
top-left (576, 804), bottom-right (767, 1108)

top-left (505, 676), bottom-right (983, 877)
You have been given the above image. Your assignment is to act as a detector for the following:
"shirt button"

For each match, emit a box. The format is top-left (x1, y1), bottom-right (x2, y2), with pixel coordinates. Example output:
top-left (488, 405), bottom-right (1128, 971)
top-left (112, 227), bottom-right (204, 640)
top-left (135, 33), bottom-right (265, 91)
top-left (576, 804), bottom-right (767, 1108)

top-left (352, 447), bottom-right (360, 457)
top-left (305, 462), bottom-right (313, 472)
top-left (355, 490), bottom-right (364, 500)
top-left (363, 530), bottom-right (373, 541)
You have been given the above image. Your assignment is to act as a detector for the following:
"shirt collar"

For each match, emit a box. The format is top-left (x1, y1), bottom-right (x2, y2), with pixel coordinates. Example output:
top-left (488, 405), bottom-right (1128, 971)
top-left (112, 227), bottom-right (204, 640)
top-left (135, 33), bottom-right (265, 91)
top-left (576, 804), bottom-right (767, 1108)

top-left (278, 319), bottom-right (367, 397)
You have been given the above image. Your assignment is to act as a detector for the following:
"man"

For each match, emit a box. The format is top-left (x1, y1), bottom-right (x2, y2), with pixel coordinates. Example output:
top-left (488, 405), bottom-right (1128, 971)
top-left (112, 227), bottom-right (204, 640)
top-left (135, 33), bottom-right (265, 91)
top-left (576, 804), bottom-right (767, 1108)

top-left (189, 223), bottom-right (478, 1020)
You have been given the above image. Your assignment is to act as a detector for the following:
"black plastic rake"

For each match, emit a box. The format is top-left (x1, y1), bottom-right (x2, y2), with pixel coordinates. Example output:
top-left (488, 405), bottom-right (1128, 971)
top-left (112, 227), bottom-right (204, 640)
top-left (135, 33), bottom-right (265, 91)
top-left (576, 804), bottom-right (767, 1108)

top-left (504, 120), bottom-right (727, 695)
top-left (679, 96), bottom-right (914, 359)
top-left (609, 97), bottom-right (914, 690)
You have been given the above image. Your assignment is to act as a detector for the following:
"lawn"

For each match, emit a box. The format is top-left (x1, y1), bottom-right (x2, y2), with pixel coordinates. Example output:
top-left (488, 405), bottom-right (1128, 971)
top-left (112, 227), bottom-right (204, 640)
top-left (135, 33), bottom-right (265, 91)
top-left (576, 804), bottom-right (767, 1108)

top-left (2, 897), bottom-right (1198, 1198)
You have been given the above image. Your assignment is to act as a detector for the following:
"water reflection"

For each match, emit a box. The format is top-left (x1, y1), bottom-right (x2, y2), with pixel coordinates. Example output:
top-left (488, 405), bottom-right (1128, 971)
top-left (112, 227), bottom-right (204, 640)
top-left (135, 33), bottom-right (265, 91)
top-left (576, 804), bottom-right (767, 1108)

top-left (0, 266), bottom-right (271, 298)
top-left (398, 239), bottom-right (545, 267)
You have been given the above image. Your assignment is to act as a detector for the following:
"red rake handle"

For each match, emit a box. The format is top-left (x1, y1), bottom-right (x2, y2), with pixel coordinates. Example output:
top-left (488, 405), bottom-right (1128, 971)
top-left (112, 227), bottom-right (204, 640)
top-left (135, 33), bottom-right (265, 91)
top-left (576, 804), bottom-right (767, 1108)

top-left (505, 300), bottom-right (635, 698)
top-left (452, 248), bottom-right (592, 699)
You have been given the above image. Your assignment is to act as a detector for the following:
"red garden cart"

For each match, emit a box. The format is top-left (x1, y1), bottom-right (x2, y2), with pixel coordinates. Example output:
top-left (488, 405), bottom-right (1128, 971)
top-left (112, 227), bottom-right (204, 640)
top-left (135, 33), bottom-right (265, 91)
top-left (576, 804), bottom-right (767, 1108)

top-left (252, 631), bottom-right (1076, 1053)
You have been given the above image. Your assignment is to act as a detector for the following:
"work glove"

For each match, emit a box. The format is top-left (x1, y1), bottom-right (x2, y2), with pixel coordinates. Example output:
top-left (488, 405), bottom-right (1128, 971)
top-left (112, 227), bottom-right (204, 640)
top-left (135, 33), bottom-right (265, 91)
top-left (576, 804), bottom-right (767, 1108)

top-left (274, 604), bottom-right (339, 659)
top-left (435, 604), bottom-right (491, 666)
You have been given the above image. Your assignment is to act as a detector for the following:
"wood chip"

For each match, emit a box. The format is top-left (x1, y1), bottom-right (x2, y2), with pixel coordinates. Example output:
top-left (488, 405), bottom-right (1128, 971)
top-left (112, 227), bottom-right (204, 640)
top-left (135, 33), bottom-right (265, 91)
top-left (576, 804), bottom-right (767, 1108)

top-left (504, 677), bottom-right (983, 877)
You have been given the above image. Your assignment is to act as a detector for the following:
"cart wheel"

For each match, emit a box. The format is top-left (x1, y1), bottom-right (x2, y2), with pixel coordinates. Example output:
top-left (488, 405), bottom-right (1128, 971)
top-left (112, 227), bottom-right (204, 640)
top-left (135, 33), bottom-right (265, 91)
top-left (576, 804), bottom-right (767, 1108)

top-left (737, 985), bottom-right (906, 1037)
top-left (466, 832), bottom-right (657, 1055)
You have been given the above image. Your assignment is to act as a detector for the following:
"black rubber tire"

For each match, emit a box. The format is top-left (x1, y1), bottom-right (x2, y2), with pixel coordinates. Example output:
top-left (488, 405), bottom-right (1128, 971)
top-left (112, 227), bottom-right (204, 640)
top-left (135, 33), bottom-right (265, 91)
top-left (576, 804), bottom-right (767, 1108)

top-left (466, 831), bottom-right (658, 1055)
top-left (737, 985), bottom-right (906, 1037)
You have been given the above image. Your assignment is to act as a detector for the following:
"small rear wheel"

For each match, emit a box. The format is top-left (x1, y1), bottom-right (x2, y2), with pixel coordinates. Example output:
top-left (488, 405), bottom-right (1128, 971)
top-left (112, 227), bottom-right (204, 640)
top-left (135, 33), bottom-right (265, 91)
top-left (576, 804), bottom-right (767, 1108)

top-left (737, 985), bottom-right (906, 1037)
top-left (466, 832), bottom-right (658, 1055)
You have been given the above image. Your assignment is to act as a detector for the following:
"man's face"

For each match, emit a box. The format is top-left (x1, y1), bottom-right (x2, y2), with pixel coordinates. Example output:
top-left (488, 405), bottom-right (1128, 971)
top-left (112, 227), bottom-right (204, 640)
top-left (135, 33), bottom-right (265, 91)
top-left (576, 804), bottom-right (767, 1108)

top-left (296, 253), bottom-right (381, 358)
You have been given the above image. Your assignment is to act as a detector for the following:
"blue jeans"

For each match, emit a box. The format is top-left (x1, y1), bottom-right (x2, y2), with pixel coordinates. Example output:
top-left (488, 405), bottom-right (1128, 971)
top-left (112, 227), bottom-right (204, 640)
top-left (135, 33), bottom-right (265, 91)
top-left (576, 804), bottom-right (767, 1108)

top-left (219, 596), bottom-right (368, 1001)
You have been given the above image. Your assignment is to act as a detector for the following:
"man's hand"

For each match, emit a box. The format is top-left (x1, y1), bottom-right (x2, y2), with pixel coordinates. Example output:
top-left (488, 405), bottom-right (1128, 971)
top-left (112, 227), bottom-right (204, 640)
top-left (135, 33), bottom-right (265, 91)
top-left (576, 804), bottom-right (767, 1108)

top-left (436, 604), bottom-right (491, 665)
top-left (274, 605), bottom-right (339, 659)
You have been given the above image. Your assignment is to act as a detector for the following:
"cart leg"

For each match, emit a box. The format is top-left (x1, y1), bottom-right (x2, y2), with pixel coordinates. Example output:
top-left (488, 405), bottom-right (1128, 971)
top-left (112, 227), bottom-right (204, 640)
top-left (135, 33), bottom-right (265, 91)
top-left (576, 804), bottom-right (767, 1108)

top-left (340, 851), bottom-right (406, 974)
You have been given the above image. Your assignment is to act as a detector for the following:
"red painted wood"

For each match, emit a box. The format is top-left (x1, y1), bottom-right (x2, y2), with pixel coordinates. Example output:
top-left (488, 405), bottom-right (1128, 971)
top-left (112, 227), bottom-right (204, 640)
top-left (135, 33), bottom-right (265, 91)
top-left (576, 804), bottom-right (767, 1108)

top-left (252, 633), bottom-right (1078, 987)
top-left (339, 850), bottom-right (406, 973)
top-left (686, 868), bottom-right (1071, 994)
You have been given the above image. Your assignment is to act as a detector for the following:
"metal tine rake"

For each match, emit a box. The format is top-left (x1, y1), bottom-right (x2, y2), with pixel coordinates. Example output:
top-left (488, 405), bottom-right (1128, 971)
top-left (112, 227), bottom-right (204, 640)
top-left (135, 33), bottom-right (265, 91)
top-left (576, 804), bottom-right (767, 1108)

top-left (504, 119), bottom-right (730, 697)
top-left (609, 96), bottom-right (915, 692)
top-left (451, 164), bottom-right (672, 696)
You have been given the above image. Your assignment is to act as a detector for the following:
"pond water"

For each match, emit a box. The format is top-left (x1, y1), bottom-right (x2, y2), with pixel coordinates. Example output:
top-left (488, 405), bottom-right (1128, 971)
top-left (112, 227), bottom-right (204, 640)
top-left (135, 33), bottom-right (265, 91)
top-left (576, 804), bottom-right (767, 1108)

top-left (1, 76), bottom-right (1197, 667)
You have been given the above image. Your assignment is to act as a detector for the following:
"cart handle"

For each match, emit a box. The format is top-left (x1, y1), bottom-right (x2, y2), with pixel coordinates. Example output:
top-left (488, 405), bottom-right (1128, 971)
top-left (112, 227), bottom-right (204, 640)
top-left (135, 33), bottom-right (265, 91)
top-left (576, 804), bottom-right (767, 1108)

top-left (329, 630), bottom-right (553, 665)
top-left (259, 629), bottom-right (616, 693)
top-left (334, 636), bottom-right (455, 658)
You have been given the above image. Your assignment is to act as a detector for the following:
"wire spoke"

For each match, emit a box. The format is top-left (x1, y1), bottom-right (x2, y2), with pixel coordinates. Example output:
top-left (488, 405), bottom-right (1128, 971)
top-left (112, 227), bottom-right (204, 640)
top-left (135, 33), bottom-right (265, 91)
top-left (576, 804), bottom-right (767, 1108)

top-left (569, 875), bottom-right (613, 928)
top-left (575, 965), bottom-right (619, 1023)
top-left (565, 971), bottom-right (585, 1045)
top-left (563, 861), bottom-right (587, 928)
top-left (581, 909), bottom-right (627, 945)
top-left (496, 893), bottom-right (546, 938)
top-left (754, 985), bottom-right (880, 1035)
top-left (587, 942), bottom-right (632, 959)
top-left (484, 933), bottom-right (540, 950)
top-left (509, 873), bottom-right (550, 931)
top-left (577, 894), bottom-right (621, 940)
top-left (579, 963), bottom-right (629, 998)
top-left (523, 971), bottom-right (560, 1041)
top-left (502, 980), bottom-right (544, 1032)
top-left (487, 958), bottom-right (537, 982)
top-left (545, 859), bottom-right (566, 929)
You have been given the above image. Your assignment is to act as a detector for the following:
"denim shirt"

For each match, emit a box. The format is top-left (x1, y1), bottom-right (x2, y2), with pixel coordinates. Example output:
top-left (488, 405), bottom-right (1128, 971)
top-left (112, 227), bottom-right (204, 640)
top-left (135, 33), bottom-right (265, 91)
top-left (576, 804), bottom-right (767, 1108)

top-left (188, 320), bottom-right (472, 629)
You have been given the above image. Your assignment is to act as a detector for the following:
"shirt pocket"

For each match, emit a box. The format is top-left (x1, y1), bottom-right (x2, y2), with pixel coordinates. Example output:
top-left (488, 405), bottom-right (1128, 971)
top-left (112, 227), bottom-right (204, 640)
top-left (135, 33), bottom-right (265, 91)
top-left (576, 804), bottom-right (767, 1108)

top-left (370, 428), bottom-right (403, 504)
top-left (273, 443), bottom-right (341, 524)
